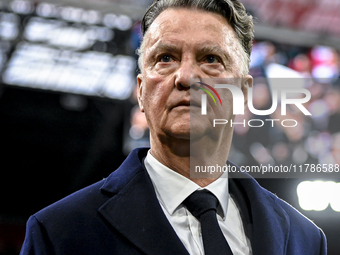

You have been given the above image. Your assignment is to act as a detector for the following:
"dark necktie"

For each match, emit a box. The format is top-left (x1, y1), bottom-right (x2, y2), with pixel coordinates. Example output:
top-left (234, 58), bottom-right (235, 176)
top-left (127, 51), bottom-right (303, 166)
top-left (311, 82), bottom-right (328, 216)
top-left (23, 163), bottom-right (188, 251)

top-left (183, 190), bottom-right (233, 255)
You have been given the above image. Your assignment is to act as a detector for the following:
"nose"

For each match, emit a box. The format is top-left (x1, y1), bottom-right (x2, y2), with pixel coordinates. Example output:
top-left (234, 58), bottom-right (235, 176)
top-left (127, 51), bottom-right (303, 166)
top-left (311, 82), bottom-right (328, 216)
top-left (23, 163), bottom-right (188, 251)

top-left (174, 59), bottom-right (201, 90)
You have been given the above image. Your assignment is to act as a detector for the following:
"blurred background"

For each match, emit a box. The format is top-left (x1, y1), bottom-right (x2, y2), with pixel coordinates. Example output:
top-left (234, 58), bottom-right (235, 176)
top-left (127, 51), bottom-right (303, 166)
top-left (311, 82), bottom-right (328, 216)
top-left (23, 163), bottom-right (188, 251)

top-left (0, 0), bottom-right (339, 254)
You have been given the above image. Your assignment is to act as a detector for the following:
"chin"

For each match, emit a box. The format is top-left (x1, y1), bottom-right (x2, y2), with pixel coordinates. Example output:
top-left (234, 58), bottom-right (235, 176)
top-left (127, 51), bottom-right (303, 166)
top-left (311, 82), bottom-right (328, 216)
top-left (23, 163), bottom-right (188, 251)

top-left (167, 127), bottom-right (191, 140)
top-left (163, 117), bottom-right (212, 139)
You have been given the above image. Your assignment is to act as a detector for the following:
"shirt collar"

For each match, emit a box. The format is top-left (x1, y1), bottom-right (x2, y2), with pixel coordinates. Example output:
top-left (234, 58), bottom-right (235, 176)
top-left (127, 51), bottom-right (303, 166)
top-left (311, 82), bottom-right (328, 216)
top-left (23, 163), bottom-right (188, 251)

top-left (144, 150), bottom-right (229, 219)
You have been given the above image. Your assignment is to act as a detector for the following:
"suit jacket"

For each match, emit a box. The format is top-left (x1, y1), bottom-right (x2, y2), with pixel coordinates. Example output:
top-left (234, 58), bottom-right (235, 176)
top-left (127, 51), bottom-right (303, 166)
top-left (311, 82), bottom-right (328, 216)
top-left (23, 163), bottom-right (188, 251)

top-left (20, 147), bottom-right (327, 255)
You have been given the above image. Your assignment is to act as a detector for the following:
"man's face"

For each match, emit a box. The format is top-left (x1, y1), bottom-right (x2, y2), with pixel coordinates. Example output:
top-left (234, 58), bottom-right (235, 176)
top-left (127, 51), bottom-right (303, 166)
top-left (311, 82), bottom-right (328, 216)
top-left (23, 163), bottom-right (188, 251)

top-left (137, 8), bottom-right (250, 143)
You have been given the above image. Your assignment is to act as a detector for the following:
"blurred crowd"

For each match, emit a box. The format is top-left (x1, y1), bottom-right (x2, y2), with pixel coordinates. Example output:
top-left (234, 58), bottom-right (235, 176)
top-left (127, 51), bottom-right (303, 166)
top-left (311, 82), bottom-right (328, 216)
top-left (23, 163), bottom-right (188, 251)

top-left (231, 41), bottom-right (340, 168)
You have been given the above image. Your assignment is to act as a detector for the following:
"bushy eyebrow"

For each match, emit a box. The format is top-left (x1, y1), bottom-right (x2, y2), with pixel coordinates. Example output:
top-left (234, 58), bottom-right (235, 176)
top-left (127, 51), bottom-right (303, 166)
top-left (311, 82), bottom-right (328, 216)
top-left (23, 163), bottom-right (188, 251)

top-left (199, 45), bottom-right (232, 63)
top-left (200, 45), bottom-right (224, 54)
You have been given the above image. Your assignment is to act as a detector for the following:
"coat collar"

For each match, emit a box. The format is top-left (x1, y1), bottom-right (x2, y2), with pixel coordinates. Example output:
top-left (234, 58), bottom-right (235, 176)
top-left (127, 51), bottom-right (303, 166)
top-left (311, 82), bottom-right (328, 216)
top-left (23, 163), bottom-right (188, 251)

top-left (99, 148), bottom-right (189, 255)
top-left (99, 148), bottom-right (290, 255)
top-left (229, 161), bottom-right (290, 255)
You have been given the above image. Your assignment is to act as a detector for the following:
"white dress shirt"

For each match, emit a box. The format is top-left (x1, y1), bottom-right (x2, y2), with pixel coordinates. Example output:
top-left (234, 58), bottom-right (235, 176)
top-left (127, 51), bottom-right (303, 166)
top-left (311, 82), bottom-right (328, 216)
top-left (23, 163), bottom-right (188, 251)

top-left (144, 151), bottom-right (252, 255)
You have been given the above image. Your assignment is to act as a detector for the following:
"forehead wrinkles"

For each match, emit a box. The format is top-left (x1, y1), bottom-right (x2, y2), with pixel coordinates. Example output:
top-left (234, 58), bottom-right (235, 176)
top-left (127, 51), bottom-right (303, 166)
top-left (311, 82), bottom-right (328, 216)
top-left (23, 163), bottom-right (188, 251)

top-left (146, 10), bottom-right (223, 45)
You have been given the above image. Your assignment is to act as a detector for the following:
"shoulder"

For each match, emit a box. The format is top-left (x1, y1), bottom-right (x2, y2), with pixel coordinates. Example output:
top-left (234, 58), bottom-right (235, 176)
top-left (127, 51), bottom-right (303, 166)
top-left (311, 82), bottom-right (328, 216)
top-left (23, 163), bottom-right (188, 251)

top-left (21, 148), bottom-right (151, 255)
top-left (273, 192), bottom-right (325, 234)
top-left (33, 148), bottom-right (149, 224)
top-left (260, 183), bottom-right (321, 231)
top-left (34, 179), bottom-right (108, 226)
top-left (259, 182), bottom-right (326, 254)
top-left (21, 180), bottom-right (113, 254)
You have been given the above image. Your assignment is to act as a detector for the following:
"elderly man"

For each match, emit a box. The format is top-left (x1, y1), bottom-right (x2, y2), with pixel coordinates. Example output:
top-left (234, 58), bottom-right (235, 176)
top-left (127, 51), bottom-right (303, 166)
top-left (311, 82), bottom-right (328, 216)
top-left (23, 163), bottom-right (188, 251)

top-left (20, 0), bottom-right (326, 254)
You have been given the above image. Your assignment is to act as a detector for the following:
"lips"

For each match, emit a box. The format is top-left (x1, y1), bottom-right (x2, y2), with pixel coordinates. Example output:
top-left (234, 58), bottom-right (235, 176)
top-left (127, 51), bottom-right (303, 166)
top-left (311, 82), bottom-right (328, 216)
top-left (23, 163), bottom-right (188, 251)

top-left (171, 99), bottom-right (201, 109)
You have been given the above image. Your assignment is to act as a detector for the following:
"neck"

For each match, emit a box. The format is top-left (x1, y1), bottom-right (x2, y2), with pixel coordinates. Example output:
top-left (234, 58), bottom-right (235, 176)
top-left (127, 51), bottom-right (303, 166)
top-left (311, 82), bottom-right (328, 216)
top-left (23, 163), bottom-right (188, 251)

top-left (149, 131), bottom-right (233, 187)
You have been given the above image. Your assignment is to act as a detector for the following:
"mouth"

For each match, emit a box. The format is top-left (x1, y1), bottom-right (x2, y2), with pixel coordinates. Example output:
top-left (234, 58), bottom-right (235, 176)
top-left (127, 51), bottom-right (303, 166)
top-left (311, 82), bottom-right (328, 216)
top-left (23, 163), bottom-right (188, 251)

top-left (172, 99), bottom-right (201, 109)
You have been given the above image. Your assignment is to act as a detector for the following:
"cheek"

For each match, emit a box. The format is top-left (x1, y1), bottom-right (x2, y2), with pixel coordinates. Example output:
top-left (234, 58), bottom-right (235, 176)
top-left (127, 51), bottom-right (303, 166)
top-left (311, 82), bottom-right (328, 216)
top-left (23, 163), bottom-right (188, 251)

top-left (221, 93), bottom-right (234, 115)
top-left (142, 75), bottom-right (172, 112)
top-left (218, 85), bottom-right (242, 118)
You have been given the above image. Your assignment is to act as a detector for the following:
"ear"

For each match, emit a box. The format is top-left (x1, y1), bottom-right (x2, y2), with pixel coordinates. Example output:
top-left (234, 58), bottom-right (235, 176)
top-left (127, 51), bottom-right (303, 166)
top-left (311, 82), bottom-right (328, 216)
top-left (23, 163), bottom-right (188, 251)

top-left (241, 74), bottom-right (253, 110)
top-left (137, 74), bottom-right (145, 112)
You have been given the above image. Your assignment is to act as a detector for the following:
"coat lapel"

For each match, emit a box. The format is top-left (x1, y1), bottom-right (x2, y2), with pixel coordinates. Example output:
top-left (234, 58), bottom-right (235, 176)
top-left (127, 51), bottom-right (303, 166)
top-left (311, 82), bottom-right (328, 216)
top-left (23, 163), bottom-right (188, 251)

top-left (230, 167), bottom-right (290, 255)
top-left (98, 148), bottom-right (189, 255)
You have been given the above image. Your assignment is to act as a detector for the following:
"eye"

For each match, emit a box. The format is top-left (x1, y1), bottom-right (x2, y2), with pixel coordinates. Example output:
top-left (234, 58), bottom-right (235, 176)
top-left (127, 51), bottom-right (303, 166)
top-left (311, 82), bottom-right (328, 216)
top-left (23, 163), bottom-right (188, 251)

top-left (205, 55), bottom-right (220, 64)
top-left (160, 54), bottom-right (174, 63)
